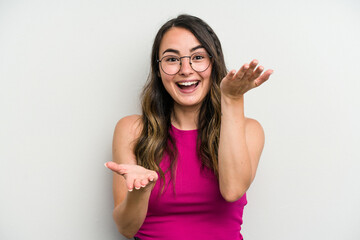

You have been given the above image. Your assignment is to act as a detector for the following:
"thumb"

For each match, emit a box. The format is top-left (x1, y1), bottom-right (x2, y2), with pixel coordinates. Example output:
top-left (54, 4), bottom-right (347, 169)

top-left (104, 161), bottom-right (127, 175)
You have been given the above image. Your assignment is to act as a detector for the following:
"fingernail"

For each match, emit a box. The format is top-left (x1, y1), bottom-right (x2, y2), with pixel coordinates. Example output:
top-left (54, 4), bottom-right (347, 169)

top-left (128, 189), bottom-right (133, 192)
top-left (141, 185), bottom-right (146, 188)
top-left (104, 162), bottom-right (108, 168)
top-left (135, 186), bottom-right (140, 190)
top-left (149, 178), bottom-right (154, 181)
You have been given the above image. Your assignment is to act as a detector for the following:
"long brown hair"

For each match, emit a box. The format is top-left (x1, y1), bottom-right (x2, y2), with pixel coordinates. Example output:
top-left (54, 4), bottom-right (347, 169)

top-left (134, 14), bottom-right (228, 192)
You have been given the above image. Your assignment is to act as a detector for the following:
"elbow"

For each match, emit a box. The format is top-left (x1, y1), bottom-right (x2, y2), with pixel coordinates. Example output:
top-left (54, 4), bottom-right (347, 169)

top-left (220, 183), bottom-right (250, 202)
top-left (112, 208), bottom-right (137, 239)
top-left (221, 190), bottom-right (246, 202)
top-left (114, 224), bottom-right (135, 239)
top-left (115, 226), bottom-right (134, 239)
top-left (120, 231), bottom-right (135, 239)
top-left (113, 219), bottom-right (137, 239)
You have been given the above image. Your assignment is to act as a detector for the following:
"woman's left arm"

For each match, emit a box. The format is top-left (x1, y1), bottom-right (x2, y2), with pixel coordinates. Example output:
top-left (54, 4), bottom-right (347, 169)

top-left (218, 59), bottom-right (273, 202)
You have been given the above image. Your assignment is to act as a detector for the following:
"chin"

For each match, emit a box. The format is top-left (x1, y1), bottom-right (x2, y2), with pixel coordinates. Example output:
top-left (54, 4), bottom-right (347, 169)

top-left (174, 98), bottom-right (203, 108)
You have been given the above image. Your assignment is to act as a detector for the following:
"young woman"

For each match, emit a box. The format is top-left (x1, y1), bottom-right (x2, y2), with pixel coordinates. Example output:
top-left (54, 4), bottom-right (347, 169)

top-left (105, 14), bottom-right (273, 240)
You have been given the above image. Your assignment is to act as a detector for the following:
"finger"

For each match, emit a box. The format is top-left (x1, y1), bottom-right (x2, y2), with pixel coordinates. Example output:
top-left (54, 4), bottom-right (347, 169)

top-left (254, 69), bottom-right (274, 87)
top-left (222, 69), bottom-right (236, 82)
top-left (134, 178), bottom-right (142, 190)
top-left (126, 176), bottom-right (135, 192)
top-left (151, 171), bottom-right (159, 181)
top-left (104, 162), bottom-right (127, 175)
top-left (243, 59), bottom-right (258, 80)
top-left (147, 171), bottom-right (158, 182)
top-left (148, 173), bottom-right (155, 182)
top-left (140, 178), bottom-right (149, 188)
top-left (249, 59), bottom-right (259, 69)
top-left (233, 64), bottom-right (249, 80)
top-left (250, 65), bottom-right (264, 82)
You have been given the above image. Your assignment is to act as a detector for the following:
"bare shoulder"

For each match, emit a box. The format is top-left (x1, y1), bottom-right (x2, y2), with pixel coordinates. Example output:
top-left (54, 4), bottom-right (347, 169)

top-left (245, 117), bottom-right (264, 135)
top-left (245, 118), bottom-right (265, 153)
top-left (114, 114), bottom-right (143, 139)
top-left (112, 114), bottom-right (143, 164)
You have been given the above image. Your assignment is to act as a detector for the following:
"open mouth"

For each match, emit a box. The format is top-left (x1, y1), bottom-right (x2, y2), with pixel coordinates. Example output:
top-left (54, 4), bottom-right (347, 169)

top-left (176, 81), bottom-right (200, 90)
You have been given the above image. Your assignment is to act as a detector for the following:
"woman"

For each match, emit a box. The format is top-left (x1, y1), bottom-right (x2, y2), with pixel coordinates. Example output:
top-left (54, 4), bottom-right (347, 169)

top-left (105, 14), bottom-right (273, 240)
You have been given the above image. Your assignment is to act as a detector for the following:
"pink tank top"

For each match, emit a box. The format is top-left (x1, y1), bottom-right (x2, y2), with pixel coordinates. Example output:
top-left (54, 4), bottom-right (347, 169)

top-left (135, 125), bottom-right (247, 240)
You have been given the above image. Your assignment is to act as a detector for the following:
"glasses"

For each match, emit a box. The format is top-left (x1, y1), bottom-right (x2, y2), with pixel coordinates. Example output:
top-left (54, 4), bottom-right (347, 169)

top-left (157, 51), bottom-right (212, 75)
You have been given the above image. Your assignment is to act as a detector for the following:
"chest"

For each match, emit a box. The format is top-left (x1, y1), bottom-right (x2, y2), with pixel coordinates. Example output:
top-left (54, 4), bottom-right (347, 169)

top-left (147, 140), bottom-right (225, 216)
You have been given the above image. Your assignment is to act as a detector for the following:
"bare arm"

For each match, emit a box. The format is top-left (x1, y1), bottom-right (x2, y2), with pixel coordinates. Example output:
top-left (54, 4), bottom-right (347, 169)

top-left (105, 115), bottom-right (158, 238)
top-left (218, 60), bottom-right (273, 202)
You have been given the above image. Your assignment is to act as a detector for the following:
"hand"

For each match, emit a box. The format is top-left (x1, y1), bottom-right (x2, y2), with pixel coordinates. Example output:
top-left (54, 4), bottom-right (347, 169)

top-left (220, 59), bottom-right (274, 99)
top-left (105, 162), bottom-right (158, 192)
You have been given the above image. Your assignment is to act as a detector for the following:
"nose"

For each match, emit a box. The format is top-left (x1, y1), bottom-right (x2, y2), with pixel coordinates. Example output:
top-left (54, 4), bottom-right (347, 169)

top-left (178, 56), bottom-right (193, 75)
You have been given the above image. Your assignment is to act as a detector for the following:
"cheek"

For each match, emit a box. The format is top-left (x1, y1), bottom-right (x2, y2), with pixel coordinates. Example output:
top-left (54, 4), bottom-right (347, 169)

top-left (200, 67), bottom-right (212, 88)
top-left (160, 74), bottom-right (168, 83)
top-left (203, 64), bottom-right (212, 78)
top-left (160, 74), bottom-right (174, 93)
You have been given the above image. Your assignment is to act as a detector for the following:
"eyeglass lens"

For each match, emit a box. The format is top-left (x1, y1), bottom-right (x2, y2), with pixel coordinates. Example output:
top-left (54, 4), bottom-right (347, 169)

top-left (160, 52), bottom-right (211, 75)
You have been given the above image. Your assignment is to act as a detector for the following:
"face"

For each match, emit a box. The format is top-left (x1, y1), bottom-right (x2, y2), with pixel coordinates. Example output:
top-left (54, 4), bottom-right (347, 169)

top-left (158, 27), bottom-right (212, 110)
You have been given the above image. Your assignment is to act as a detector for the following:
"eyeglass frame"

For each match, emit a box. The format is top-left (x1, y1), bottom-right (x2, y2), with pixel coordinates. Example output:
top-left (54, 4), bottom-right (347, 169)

top-left (156, 52), bottom-right (213, 75)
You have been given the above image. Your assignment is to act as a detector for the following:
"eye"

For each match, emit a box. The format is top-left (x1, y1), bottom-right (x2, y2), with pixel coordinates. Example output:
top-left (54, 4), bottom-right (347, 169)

top-left (164, 56), bottom-right (180, 63)
top-left (192, 52), bottom-right (207, 61)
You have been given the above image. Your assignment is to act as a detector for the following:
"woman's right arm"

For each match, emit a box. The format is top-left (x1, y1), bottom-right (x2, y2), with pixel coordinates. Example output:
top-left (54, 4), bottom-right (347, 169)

top-left (105, 115), bottom-right (158, 238)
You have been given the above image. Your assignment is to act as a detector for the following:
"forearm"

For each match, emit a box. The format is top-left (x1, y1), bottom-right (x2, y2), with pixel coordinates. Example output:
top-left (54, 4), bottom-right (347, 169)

top-left (218, 95), bottom-right (252, 202)
top-left (113, 189), bottom-right (152, 238)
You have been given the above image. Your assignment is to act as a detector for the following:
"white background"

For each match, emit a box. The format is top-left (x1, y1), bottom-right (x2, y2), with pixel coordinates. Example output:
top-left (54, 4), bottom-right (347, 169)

top-left (1, 0), bottom-right (359, 239)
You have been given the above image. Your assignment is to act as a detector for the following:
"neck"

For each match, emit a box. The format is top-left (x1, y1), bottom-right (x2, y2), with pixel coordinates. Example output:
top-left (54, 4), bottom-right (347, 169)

top-left (171, 103), bottom-right (200, 130)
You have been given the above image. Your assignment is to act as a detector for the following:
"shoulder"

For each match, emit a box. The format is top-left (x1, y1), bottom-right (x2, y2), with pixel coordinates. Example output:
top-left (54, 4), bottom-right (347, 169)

top-left (245, 117), bottom-right (264, 135)
top-left (114, 114), bottom-right (143, 140)
top-left (244, 117), bottom-right (265, 144)
top-left (112, 114), bottom-right (143, 164)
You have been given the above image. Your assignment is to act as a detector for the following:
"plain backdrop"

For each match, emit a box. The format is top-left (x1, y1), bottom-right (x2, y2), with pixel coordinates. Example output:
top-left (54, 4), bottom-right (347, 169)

top-left (1, 0), bottom-right (359, 239)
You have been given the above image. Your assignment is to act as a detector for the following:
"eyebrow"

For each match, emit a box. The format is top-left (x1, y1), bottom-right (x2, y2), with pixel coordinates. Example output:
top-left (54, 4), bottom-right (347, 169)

top-left (162, 45), bottom-right (205, 55)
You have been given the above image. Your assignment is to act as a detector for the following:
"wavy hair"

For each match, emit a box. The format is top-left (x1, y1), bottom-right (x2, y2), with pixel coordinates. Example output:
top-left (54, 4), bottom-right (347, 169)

top-left (134, 14), bottom-right (228, 193)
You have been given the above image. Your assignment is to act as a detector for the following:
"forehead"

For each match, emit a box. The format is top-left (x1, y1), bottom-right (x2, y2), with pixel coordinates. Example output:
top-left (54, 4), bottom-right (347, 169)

top-left (159, 27), bottom-right (202, 56)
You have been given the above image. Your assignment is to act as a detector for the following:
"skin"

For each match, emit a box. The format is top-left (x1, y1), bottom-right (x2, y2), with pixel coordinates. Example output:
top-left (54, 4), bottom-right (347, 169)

top-left (105, 27), bottom-right (273, 237)
top-left (158, 27), bottom-right (212, 129)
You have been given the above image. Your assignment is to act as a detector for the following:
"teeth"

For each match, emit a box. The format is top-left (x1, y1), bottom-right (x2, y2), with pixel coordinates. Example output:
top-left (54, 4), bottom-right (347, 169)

top-left (177, 81), bottom-right (198, 86)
